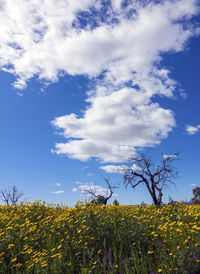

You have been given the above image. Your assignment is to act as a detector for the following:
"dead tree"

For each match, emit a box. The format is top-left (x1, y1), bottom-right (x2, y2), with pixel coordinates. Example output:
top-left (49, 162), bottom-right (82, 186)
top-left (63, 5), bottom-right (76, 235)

top-left (84, 178), bottom-right (118, 205)
top-left (0, 185), bottom-right (24, 206)
top-left (124, 152), bottom-right (179, 205)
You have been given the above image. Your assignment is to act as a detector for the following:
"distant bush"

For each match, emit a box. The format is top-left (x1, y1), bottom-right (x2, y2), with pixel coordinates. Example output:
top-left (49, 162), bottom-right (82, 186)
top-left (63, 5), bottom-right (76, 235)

top-left (113, 199), bottom-right (119, 206)
top-left (192, 187), bottom-right (200, 205)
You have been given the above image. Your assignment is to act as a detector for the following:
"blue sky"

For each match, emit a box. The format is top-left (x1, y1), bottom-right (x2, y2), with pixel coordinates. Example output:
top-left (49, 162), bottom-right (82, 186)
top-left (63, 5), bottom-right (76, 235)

top-left (0, 0), bottom-right (200, 206)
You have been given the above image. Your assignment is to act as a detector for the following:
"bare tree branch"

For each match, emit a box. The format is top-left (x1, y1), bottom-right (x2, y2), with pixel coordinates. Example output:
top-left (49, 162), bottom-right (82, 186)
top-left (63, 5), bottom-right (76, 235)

top-left (0, 185), bottom-right (24, 206)
top-left (124, 152), bottom-right (179, 205)
top-left (84, 178), bottom-right (119, 205)
top-left (0, 189), bottom-right (10, 205)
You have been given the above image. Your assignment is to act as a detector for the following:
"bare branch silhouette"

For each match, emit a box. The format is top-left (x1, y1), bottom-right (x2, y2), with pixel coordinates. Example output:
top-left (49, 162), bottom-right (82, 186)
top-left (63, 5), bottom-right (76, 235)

top-left (124, 152), bottom-right (179, 205)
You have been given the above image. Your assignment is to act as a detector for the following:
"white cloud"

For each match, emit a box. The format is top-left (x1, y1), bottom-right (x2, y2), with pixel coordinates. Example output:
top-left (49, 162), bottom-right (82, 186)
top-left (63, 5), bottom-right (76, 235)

top-left (51, 190), bottom-right (64, 194)
top-left (16, 91), bottom-right (23, 97)
top-left (12, 78), bottom-right (27, 90)
top-left (72, 187), bottom-right (78, 192)
top-left (163, 154), bottom-right (177, 159)
top-left (111, 0), bottom-right (122, 11)
top-left (185, 124), bottom-right (200, 135)
top-left (50, 0), bottom-right (198, 163)
top-left (0, 0), bottom-right (199, 163)
top-left (0, 0), bottom-right (198, 88)
top-left (100, 163), bottom-right (139, 173)
top-left (52, 87), bottom-right (175, 162)
top-left (56, 182), bottom-right (62, 187)
top-left (78, 183), bottom-right (110, 197)
top-left (100, 165), bottom-right (127, 174)
top-left (0, 0), bottom-right (98, 85)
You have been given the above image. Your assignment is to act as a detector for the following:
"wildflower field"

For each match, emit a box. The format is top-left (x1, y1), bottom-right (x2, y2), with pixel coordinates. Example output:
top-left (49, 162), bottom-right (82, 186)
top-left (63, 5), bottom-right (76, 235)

top-left (0, 201), bottom-right (200, 273)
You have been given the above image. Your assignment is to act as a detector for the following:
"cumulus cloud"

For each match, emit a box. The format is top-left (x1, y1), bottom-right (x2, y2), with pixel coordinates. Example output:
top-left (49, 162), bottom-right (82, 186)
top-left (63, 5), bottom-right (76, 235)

top-left (55, 182), bottom-right (62, 187)
top-left (52, 87), bottom-right (175, 162)
top-left (0, 0), bottom-right (199, 163)
top-left (0, 0), bottom-right (99, 85)
top-left (51, 190), bottom-right (64, 194)
top-left (50, 0), bottom-right (198, 163)
top-left (185, 124), bottom-right (200, 135)
top-left (100, 165), bottom-right (127, 174)
top-left (0, 0), bottom-right (198, 88)
top-left (99, 163), bottom-right (139, 173)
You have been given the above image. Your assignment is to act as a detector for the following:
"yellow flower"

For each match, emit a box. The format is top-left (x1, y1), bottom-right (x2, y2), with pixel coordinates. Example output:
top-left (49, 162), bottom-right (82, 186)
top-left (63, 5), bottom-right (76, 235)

top-left (33, 258), bottom-right (39, 263)
top-left (51, 253), bottom-right (62, 258)
top-left (158, 269), bottom-right (162, 272)
top-left (41, 262), bottom-right (48, 268)
top-left (27, 248), bottom-right (33, 254)
top-left (148, 250), bottom-right (154, 254)
top-left (16, 263), bottom-right (23, 268)
top-left (28, 264), bottom-right (34, 270)
top-left (11, 257), bottom-right (17, 263)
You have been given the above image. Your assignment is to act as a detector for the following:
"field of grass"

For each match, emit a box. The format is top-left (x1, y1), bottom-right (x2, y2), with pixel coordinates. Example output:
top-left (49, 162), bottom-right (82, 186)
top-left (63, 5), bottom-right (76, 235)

top-left (0, 200), bottom-right (200, 273)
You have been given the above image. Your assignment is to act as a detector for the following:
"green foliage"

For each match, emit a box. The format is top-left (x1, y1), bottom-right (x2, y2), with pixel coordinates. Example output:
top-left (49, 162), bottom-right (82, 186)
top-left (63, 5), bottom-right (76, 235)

top-left (96, 195), bottom-right (107, 205)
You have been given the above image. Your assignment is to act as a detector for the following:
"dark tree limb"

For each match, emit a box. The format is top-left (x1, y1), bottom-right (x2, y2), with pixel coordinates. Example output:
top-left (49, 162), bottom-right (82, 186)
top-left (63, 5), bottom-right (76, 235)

top-left (83, 178), bottom-right (118, 205)
top-left (0, 185), bottom-right (24, 206)
top-left (124, 152), bottom-right (179, 205)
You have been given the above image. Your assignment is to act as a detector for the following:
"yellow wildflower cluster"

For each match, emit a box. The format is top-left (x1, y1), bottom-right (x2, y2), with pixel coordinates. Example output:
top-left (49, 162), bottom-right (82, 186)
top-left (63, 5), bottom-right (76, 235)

top-left (0, 200), bottom-right (199, 273)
